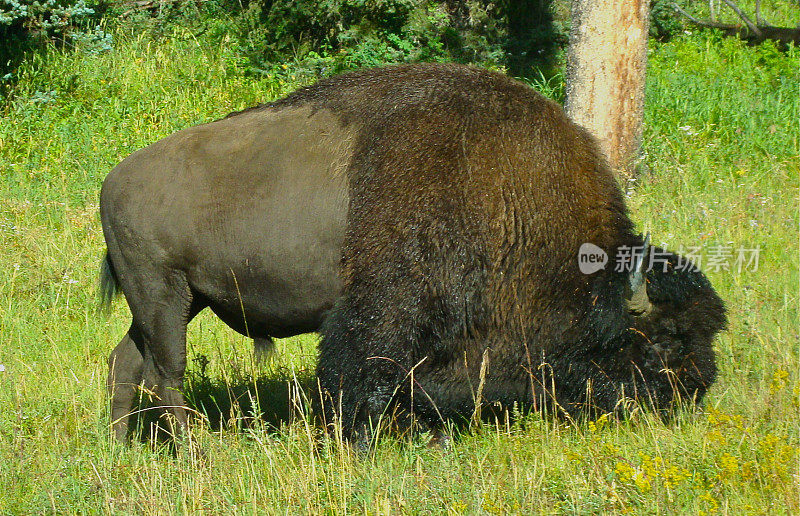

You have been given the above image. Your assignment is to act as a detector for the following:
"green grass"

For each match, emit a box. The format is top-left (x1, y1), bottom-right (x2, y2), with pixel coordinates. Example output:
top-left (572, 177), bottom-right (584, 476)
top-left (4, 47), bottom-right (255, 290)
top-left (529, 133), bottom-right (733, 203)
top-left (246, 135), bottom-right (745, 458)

top-left (0, 22), bottom-right (798, 514)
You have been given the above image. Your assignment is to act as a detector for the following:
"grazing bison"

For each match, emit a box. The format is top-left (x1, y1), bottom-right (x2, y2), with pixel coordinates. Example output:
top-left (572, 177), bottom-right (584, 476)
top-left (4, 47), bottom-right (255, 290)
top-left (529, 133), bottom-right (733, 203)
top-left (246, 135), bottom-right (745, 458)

top-left (100, 63), bottom-right (726, 444)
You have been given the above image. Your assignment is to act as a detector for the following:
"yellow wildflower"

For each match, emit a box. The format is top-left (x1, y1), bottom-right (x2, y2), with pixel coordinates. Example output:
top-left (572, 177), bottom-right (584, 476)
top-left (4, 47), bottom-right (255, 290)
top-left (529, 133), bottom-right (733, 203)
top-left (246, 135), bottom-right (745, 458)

top-left (633, 470), bottom-right (651, 492)
top-left (663, 465), bottom-right (690, 488)
top-left (760, 433), bottom-right (780, 451)
top-left (706, 429), bottom-right (727, 446)
top-left (615, 461), bottom-right (634, 483)
top-left (718, 452), bottom-right (738, 479)
top-left (740, 460), bottom-right (756, 480)
top-left (699, 491), bottom-right (719, 514)
top-left (769, 369), bottom-right (789, 394)
top-left (566, 451), bottom-right (582, 462)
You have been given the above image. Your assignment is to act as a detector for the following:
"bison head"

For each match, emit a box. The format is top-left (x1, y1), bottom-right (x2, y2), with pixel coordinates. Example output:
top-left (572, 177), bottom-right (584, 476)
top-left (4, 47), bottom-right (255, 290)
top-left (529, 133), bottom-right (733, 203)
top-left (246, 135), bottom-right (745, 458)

top-left (620, 239), bottom-right (727, 409)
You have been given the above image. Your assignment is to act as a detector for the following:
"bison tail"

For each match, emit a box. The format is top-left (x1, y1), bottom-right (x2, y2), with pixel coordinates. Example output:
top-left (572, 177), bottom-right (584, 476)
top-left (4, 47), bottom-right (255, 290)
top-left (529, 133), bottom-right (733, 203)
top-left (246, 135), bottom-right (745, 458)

top-left (99, 251), bottom-right (121, 313)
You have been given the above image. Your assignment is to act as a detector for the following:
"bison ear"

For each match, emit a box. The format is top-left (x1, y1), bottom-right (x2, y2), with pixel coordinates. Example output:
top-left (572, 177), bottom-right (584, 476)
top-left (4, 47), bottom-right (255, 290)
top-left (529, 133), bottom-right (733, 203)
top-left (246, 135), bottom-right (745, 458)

top-left (626, 233), bottom-right (652, 316)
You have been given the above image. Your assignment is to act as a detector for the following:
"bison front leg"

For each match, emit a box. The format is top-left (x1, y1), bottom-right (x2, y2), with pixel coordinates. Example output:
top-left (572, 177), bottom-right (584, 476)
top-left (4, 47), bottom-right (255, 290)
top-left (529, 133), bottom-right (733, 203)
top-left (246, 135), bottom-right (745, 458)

top-left (316, 350), bottom-right (396, 449)
top-left (316, 296), bottom-right (418, 449)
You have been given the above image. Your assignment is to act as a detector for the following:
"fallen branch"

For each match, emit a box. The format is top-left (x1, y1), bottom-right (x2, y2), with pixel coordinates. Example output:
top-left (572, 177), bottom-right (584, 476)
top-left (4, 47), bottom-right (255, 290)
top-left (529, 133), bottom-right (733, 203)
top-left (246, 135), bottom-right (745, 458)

top-left (672, 2), bottom-right (800, 46)
top-left (720, 0), bottom-right (762, 38)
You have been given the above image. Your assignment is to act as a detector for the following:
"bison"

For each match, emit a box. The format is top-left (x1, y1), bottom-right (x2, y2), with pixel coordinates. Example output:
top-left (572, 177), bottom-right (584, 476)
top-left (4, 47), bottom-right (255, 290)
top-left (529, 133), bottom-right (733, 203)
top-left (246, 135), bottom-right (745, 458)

top-left (99, 63), bottom-right (726, 444)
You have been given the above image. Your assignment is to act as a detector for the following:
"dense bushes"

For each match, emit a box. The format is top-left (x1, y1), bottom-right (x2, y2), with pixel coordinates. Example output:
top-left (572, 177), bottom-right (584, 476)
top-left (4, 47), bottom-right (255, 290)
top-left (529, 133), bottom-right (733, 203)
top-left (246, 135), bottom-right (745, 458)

top-left (0, 0), bottom-right (101, 74)
top-left (650, 0), bottom-right (687, 41)
top-left (8, 0), bottom-right (789, 85)
top-left (155, 0), bottom-right (688, 78)
top-left (0, 0), bottom-right (695, 82)
top-left (231, 0), bottom-right (566, 77)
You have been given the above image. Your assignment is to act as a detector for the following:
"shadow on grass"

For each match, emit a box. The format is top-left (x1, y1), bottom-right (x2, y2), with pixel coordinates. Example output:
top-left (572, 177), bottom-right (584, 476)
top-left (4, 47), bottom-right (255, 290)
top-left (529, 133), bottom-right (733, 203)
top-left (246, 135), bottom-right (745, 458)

top-left (128, 368), bottom-right (317, 443)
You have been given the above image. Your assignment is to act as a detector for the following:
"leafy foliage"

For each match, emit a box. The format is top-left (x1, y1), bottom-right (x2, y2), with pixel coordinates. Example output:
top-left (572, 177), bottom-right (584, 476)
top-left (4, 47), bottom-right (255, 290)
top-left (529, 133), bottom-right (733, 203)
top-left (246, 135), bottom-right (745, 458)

top-left (0, 0), bottom-right (98, 74)
top-left (228, 0), bottom-right (567, 78)
top-left (650, 0), bottom-right (686, 41)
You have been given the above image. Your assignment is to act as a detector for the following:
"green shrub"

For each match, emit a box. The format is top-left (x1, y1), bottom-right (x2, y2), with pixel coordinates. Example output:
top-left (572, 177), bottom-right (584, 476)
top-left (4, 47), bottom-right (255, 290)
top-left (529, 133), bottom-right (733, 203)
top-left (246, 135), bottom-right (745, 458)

top-left (0, 0), bottom-right (99, 74)
top-left (650, 0), bottom-right (685, 41)
top-left (233, 1), bottom-right (565, 79)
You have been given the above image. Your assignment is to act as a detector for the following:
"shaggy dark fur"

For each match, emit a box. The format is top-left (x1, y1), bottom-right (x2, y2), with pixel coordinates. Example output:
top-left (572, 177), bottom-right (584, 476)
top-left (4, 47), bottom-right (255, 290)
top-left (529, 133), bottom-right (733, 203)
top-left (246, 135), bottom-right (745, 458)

top-left (264, 64), bottom-right (726, 438)
top-left (100, 63), bottom-right (726, 444)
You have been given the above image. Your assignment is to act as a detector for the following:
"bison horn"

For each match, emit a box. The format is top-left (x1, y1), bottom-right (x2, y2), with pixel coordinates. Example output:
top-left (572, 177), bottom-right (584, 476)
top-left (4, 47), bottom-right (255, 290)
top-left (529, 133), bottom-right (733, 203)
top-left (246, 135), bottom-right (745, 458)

top-left (626, 233), bottom-right (652, 316)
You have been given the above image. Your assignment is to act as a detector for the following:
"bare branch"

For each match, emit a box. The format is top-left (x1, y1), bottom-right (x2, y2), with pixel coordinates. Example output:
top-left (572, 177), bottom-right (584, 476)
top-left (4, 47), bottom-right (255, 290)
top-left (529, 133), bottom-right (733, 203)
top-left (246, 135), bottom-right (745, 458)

top-left (672, 3), bottom-right (800, 45)
top-left (720, 0), bottom-right (763, 37)
top-left (673, 3), bottom-right (709, 26)
top-left (755, 0), bottom-right (764, 26)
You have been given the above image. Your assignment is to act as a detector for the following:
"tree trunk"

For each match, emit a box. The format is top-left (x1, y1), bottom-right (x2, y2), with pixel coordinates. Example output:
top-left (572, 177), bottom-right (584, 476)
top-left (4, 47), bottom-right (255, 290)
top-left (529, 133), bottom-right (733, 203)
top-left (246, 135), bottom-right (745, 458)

top-left (565, 0), bottom-right (650, 181)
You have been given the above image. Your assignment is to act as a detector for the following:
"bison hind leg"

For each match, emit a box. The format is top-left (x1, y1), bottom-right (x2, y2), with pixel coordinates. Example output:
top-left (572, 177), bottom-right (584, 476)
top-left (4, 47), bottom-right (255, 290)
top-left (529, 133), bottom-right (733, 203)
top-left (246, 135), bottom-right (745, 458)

top-left (109, 266), bottom-right (205, 446)
top-left (107, 328), bottom-right (145, 442)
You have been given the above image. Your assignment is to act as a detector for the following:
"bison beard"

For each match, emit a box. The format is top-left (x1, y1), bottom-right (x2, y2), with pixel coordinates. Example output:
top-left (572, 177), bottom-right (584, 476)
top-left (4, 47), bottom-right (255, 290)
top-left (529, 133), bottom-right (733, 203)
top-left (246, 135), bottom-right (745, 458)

top-left (100, 63), bottom-right (726, 445)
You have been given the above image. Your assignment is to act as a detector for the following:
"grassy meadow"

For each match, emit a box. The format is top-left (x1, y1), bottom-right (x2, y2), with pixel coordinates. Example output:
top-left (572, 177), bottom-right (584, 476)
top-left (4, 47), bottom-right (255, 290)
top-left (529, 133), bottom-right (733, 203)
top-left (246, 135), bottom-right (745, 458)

top-left (0, 21), bottom-right (798, 514)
